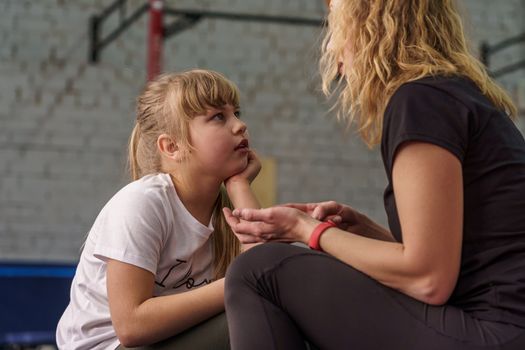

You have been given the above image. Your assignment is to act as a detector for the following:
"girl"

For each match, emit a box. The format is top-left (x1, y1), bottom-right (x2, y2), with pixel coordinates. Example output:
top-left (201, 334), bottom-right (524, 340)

top-left (223, 1), bottom-right (525, 349)
top-left (56, 69), bottom-right (260, 349)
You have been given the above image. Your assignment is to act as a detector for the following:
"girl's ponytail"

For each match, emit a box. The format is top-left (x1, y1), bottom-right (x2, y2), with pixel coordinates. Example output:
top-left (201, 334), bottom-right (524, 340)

top-left (211, 187), bottom-right (241, 279)
top-left (128, 123), bottom-right (142, 181)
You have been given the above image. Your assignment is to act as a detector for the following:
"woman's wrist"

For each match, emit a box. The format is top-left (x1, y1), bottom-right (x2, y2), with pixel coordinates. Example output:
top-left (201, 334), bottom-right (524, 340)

top-left (308, 221), bottom-right (337, 251)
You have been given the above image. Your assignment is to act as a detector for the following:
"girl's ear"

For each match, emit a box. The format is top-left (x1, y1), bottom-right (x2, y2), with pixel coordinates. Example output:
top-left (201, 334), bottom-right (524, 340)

top-left (157, 134), bottom-right (184, 162)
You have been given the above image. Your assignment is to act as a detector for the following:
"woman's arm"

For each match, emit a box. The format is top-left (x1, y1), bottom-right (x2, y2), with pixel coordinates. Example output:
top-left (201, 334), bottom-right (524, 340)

top-left (107, 259), bottom-right (225, 347)
top-left (227, 142), bottom-right (463, 305)
top-left (319, 142), bottom-right (463, 304)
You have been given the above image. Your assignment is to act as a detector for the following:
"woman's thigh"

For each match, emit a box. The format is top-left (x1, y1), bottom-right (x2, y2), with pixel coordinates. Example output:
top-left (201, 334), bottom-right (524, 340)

top-left (226, 243), bottom-right (525, 350)
top-left (118, 312), bottom-right (229, 350)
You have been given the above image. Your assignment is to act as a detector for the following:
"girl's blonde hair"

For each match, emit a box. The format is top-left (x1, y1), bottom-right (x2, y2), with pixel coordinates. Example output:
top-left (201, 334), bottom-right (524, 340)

top-left (128, 69), bottom-right (241, 279)
top-left (320, 0), bottom-right (518, 147)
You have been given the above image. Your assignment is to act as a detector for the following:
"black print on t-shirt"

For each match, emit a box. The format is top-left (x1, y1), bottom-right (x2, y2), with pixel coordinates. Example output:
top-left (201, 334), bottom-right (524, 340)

top-left (155, 259), bottom-right (212, 290)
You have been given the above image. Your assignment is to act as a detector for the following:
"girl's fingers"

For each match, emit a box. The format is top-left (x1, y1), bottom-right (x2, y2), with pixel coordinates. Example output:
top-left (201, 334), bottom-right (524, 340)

top-left (328, 215), bottom-right (342, 223)
top-left (311, 201), bottom-right (341, 220)
top-left (232, 208), bottom-right (274, 222)
top-left (224, 208), bottom-right (262, 236)
top-left (223, 207), bottom-right (240, 226)
top-left (226, 218), bottom-right (270, 237)
top-left (311, 206), bottom-right (325, 220)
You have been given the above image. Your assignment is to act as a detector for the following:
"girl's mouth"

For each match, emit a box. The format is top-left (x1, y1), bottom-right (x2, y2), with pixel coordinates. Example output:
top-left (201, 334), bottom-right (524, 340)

top-left (235, 139), bottom-right (249, 150)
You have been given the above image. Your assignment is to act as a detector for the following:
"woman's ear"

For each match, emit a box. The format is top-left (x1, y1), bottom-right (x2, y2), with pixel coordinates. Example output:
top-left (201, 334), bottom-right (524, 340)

top-left (157, 134), bottom-right (183, 162)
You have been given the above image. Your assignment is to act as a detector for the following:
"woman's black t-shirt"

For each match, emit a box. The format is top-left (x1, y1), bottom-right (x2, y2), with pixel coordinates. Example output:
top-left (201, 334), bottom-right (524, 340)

top-left (381, 75), bottom-right (525, 328)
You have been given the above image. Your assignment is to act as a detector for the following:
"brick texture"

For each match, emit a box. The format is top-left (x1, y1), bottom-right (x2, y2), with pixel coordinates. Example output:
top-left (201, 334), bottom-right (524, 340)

top-left (0, 0), bottom-right (524, 261)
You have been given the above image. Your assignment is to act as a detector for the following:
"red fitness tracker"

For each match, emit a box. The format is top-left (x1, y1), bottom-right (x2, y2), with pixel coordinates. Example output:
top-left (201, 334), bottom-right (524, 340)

top-left (308, 221), bottom-right (337, 251)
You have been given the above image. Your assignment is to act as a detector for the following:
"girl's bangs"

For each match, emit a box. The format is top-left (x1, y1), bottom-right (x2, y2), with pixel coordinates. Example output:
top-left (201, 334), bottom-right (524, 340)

top-left (180, 73), bottom-right (240, 117)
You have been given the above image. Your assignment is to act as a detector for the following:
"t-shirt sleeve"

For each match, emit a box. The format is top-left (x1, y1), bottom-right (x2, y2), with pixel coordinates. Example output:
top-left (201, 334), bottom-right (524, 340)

top-left (92, 188), bottom-right (168, 275)
top-left (382, 82), bottom-right (470, 173)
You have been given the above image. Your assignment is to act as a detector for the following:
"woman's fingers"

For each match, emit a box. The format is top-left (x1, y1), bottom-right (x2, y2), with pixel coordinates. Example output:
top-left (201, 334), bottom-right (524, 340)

top-left (235, 233), bottom-right (264, 244)
top-left (280, 202), bottom-right (320, 215)
top-left (279, 203), bottom-right (307, 210)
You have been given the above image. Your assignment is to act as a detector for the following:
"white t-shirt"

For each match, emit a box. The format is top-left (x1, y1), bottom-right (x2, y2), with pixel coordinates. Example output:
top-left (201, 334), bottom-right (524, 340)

top-left (56, 173), bottom-right (215, 350)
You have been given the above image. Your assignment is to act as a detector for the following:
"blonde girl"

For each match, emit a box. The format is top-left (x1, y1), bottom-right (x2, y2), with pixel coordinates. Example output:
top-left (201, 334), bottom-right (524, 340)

top-left (223, 1), bottom-right (525, 349)
top-left (57, 69), bottom-right (260, 349)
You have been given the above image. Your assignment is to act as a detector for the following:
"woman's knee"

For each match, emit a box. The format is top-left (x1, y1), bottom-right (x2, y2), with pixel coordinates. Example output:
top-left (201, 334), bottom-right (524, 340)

top-left (225, 243), bottom-right (307, 289)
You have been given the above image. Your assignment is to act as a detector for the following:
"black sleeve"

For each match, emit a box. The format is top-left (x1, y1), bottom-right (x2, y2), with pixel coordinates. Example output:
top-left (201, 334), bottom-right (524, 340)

top-left (381, 82), bottom-right (470, 173)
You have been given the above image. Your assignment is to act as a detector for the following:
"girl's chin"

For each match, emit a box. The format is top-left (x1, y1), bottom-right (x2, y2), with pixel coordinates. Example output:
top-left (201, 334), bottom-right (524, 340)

top-left (223, 160), bottom-right (249, 179)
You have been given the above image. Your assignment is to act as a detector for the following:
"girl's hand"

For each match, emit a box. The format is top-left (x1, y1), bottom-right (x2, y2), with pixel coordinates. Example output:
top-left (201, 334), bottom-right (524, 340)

top-left (225, 150), bottom-right (261, 187)
top-left (222, 206), bottom-right (318, 244)
top-left (282, 201), bottom-right (363, 232)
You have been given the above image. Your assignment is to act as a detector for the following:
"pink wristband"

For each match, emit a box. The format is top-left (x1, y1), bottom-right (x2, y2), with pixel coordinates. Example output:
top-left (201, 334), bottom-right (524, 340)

top-left (308, 221), bottom-right (337, 251)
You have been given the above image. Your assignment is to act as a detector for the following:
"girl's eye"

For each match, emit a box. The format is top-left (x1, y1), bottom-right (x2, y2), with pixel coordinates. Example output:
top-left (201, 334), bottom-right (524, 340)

top-left (212, 113), bottom-right (225, 121)
top-left (234, 111), bottom-right (241, 118)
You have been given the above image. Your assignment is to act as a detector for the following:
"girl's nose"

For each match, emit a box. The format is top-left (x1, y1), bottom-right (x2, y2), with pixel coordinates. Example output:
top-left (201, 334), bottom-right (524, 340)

top-left (233, 118), bottom-right (247, 135)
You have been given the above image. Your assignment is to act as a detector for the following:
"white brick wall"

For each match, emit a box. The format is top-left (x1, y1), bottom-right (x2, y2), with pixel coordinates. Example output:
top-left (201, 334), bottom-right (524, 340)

top-left (0, 0), bottom-right (524, 261)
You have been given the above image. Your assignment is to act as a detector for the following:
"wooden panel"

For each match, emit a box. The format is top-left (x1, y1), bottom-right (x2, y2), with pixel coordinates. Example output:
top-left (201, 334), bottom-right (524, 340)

top-left (251, 156), bottom-right (277, 208)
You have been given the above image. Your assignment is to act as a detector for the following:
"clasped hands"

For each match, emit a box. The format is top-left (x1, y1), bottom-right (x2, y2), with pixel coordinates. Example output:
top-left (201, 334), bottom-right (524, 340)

top-left (223, 201), bottom-right (364, 245)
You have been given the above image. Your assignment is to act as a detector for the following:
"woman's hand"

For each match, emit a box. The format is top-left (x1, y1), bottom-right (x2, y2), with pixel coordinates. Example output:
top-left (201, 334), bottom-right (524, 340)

top-left (283, 201), bottom-right (394, 241)
top-left (283, 201), bottom-right (362, 232)
top-left (222, 206), bottom-right (319, 245)
top-left (225, 150), bottom-right (261, 187)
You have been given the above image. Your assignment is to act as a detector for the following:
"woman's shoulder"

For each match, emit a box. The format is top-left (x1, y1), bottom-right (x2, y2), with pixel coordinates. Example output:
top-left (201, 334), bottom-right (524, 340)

top-left (389, 75), bottom-right (492, 114)
top-left (381, 75), bottom-right (474, 166)
top-left (391, 75), bottom-right (472, 104)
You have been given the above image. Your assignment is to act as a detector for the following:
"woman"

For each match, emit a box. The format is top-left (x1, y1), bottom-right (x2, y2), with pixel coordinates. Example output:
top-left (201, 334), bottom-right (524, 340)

top-left (222, 0), bottom-right (525, 349)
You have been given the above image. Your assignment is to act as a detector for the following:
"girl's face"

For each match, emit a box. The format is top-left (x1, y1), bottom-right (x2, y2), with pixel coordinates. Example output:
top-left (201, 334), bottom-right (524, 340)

top-left (186, 104), bottom-right (250, 181)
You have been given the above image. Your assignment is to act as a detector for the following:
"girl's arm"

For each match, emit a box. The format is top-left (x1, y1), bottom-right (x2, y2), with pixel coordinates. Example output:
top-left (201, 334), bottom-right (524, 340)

top-left (225, 150), bottom-right (261, 209)
top-left (108, 153), bottom-right (263, 346)
top-left (227, 142), bottom-right (463, 305)
top-left (107, 259), bottom-right (225, 347)
top-left (225, 150), bottom-right (262, 250)
top-left (225, 180), bottom-right (260, 210)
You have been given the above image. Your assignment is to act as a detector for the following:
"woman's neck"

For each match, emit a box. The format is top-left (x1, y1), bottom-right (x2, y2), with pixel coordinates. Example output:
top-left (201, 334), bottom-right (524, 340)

top-left (169, 173), bottom-right (221, 226)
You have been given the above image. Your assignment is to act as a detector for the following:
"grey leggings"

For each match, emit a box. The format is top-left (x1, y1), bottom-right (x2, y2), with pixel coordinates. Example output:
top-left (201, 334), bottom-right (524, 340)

top-left (117, 312), bottom-right (229, 350)
top-left (225, 243), bottom-right (525, 350)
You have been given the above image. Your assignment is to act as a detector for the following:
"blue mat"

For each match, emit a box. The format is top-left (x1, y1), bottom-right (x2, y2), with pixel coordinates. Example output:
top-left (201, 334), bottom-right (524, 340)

top-left (0, 262), bottom-right (76, 345)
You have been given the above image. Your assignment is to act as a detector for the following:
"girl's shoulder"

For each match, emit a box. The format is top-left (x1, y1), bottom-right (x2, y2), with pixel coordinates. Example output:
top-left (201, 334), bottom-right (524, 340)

top-left (105, 173), bottom-right (175, 213)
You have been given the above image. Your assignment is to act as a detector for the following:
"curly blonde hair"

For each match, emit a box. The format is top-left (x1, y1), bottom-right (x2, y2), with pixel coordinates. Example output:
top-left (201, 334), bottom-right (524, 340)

top-left (128, 69), bottom-right (241, 279)
top-left (320, 0), bottom-right (517, 147)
